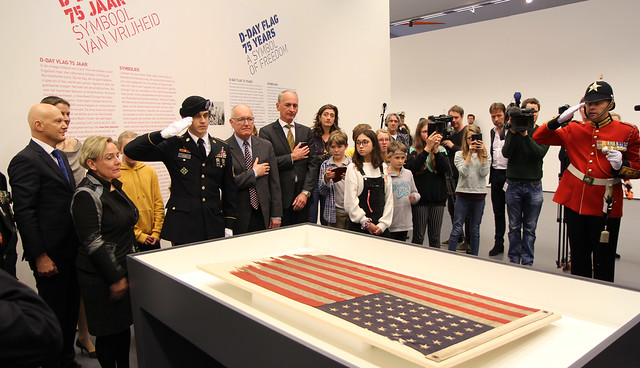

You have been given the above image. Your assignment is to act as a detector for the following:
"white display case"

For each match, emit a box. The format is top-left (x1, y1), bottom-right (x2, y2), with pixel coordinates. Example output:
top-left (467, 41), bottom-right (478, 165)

top-left (127, 224), bottom-right (640, 367)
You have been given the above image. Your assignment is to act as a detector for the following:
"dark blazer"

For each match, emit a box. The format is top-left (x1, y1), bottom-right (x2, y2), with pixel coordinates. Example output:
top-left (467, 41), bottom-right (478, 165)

top-left (8, 140), bottom-right (79, 262)
top-left (226, 135), bottom-right (282, 233)
top-left (0, 172), bottom-right (18, 276)
top-left (0, 269), bottom-right (62, 367)
top-left (259, 120), bottom-right (316, 209)
top-left (124, 131), bottom-right (237, 244)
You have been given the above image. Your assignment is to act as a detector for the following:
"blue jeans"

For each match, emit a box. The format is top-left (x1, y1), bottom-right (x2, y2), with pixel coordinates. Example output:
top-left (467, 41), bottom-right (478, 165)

top-left (448, 195), bottom-right (485, 255)
top-left (505, 180), bottom-right (543, 266)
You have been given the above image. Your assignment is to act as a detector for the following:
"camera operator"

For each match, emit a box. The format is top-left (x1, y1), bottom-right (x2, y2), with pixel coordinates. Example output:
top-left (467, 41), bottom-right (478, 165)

top-left (488, 103), bottom-right (508, 256)
top-left (441, 105), bottom-right (471, 250)
top-left (502, 98), bottom-right (549, 266)
top-left (533, 80), bottom-right (640, 282)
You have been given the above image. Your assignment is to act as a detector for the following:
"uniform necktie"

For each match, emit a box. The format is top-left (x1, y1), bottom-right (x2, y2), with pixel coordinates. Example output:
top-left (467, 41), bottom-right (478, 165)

top-left (244, 141), bottom-right (259, 209)
top-left (285, 124), bottom-right (295, 151)
top-left (197, 138), bottom-right (206, 158)
top-left (52, 149), bottom-right (70, 183)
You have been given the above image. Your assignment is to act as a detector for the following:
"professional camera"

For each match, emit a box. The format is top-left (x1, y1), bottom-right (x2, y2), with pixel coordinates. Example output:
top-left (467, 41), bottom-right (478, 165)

top-left (557, 104), bottom-right (572, 127)
top-left (427, 114), bottom-right (454, 139)
top-left (504, 106), bottom-right (535, 132)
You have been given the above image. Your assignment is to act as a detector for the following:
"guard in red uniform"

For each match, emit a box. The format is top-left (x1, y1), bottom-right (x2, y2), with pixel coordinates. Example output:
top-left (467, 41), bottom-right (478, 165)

top-left (533, 80), bottom-right (640, 282)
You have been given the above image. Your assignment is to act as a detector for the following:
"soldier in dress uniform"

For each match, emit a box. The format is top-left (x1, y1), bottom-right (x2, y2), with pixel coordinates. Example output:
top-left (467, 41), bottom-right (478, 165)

top-left (124, 96), bottom-right (237, 245)
top-left (533, 79), bottom-right (640, 282)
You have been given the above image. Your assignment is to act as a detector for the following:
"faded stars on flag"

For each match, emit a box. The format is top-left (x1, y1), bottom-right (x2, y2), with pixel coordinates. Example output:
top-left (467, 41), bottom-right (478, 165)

top-left (317, 292), bottom-right (492, 356)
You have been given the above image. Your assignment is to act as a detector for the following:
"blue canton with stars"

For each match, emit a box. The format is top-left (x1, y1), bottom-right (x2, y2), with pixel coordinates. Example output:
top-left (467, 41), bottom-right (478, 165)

top-left (316, 292), bottom-right (493, 356)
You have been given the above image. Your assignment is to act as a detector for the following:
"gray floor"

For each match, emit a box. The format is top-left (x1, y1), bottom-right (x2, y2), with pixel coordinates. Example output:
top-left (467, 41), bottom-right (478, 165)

top-left (76, 191), bottom-right (640, 366)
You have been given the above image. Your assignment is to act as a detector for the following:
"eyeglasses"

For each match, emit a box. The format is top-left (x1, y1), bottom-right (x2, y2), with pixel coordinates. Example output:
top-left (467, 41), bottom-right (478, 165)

top-left (356, 140), bottom-right (371, 146)
top-left (232, 117), bottom-right (255, 123)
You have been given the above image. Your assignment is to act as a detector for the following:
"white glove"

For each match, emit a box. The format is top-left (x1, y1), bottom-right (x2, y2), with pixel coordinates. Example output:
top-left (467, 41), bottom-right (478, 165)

top-left (603, 147), bottom-right (623, 170)
top-left (558, 102), bottom-right (585, 123)
top-left (161, 117), bottom-right (192, 139)
top-left (224, 228), bottom-right (233, 237)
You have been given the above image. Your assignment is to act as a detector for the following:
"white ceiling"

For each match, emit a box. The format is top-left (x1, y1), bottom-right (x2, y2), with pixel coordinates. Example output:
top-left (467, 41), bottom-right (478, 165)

top-left (389, 0), bottom-right (586, 38)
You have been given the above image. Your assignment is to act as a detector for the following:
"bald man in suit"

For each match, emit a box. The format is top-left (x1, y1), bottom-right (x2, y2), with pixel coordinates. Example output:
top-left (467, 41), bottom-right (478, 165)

top-left (9, 103), bottom-right (81, 368)
top-left (226, 104), bottom-right (282, 234)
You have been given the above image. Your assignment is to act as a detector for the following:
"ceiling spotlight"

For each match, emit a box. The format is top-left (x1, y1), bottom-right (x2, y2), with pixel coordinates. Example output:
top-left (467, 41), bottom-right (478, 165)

top-left (526, 0), bottom-right (533, 3)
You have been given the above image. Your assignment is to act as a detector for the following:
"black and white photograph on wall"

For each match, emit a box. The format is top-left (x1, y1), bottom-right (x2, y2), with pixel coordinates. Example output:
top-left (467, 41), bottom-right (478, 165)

top-left (209, 101), bottom-right (225, 125)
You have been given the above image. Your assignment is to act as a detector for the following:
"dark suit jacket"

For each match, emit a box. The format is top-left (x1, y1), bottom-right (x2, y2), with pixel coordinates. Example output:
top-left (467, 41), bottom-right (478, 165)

top-left (0, 172), bottom-right (17, 275)
top-left (0, 269), bottom-right (63, 367)
top-left (259, 121), bottom-right (316, 209)
top-left (124, 131), bottom-right (237, 244)
top-left (8, 140), bottom-right (79, 262)
top-left (226, 135), bottom-right (282, 233)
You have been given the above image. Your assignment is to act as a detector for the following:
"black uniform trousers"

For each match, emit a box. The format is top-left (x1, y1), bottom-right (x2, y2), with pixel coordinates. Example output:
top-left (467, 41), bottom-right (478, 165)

top-left (565, 208), bottom-right (620, 282)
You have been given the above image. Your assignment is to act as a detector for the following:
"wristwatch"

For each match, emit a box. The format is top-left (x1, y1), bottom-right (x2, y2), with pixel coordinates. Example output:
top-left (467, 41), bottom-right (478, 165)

top-left (302, 190), bottom-right (311, 198)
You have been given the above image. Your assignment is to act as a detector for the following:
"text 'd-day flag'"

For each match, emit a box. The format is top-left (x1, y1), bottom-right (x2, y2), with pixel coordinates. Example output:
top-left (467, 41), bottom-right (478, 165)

top-left (229, 253), bottom-right (553, 363)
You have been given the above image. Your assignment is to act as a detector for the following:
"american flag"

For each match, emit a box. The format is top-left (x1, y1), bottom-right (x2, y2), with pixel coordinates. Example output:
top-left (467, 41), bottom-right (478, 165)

top-left (230, 253), bottom-right (551, 363)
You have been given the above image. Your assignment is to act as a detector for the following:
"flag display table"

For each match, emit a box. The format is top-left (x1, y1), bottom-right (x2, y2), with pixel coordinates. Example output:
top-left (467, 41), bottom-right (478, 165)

top-left (128, 225), bottom-right (640, 367)
top-left (198, 253), bottom-right (559, 367)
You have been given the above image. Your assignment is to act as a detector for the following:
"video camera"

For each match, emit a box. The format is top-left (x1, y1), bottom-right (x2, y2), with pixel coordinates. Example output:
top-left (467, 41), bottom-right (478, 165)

top-left (505, 106), bottom-right (536, 132)
top-left (427, 114), bottom-right (454, 139)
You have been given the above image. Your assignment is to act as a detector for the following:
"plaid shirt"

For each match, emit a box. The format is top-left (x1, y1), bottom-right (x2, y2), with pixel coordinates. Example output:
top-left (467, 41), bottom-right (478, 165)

top-left (317, 156), bottom-right (352, 223)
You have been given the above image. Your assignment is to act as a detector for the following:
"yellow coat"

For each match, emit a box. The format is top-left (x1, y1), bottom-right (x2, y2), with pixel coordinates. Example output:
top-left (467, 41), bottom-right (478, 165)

top-left (119, 162), bottom-right (164, 243)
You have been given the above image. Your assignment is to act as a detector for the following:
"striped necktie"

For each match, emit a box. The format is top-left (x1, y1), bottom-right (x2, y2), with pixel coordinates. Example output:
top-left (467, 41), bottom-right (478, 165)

top-left (244, 140), bottom-right (259, 209)
top-left (285, 124), bottom-right (295, 151)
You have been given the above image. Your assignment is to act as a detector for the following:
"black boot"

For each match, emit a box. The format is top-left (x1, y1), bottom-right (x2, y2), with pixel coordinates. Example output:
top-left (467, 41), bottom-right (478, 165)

top-left (489, 244), bottom-right (504, 256)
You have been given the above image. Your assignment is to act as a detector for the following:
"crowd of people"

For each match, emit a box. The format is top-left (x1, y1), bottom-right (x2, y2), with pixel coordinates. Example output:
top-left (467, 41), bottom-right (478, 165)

top-left (1, 79), bottom-right (639, 367)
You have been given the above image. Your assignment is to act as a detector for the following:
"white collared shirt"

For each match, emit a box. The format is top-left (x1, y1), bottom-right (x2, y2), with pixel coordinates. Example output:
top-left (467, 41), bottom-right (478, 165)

top-left (492, 127), bottom-right (508, 170)
top-left (32, 137), bottom-right (61, 166)
top-left (279, 119), bottom-right (295, 141)
top-left (188, 131), bottom-right (210, 156)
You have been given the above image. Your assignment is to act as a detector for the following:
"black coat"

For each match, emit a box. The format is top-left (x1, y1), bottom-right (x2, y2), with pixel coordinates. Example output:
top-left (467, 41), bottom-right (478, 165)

top-left (124, 131), bottom-right (237, 244)
top-left (0, 172), bottom-right (17, 276)
top-left (71, 172), bottom-right (138, 336)
top-left (405, 149), bottom-right (450, 205)
top-left (0, 269), bottom-right (62, 367)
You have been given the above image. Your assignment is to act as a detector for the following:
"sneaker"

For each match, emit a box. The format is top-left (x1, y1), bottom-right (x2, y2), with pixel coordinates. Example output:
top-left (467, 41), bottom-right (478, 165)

top-left (441, 239), bottom-right (465, 247)
top-left (489, 245), bottom-right (504, 256)
top-left (456, 242), bottom-right (470, 253)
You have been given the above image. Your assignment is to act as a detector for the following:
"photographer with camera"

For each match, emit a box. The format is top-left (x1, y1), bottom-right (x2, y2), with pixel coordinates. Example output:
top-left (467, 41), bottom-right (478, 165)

top-left (441, 105), bottom-right (471, 250)
top-left (502, 98), bottom-right (549, 266)
top-left (533, 80), bottom-right (640, 282)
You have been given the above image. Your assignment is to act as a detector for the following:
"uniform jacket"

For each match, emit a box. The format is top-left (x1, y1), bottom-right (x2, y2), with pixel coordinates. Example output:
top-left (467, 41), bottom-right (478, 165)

top-left (119, 162), bottom-right (165, 243)
top-left (225, 134), bottom-right (282, 233)
top-left (8, 140), bottom-right (79, 261)
top-left (259, 121), bottom-right (316, 209)
top-left (533, 119), bottom-right (640, 217)
top-left (123, 131), bottom-right (237, 244)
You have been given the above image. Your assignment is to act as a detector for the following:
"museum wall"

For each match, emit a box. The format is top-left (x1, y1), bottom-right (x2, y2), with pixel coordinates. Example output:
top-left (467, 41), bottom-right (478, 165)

top-left (390, 0), bottom-right (640, 191)
top-left (0, 0), bottom-right (391, 286)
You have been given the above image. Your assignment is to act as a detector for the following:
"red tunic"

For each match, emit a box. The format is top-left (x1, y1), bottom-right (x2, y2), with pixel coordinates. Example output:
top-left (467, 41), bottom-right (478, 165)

top-left (533, 119), bottom-right (640, 218)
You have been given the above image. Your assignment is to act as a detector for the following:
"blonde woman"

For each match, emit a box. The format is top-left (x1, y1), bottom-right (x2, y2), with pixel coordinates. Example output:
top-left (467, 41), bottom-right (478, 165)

top-left (447, 125), bottom-right (491, 255)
